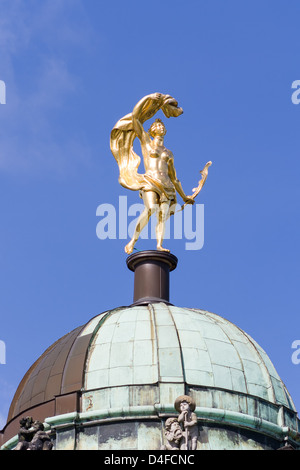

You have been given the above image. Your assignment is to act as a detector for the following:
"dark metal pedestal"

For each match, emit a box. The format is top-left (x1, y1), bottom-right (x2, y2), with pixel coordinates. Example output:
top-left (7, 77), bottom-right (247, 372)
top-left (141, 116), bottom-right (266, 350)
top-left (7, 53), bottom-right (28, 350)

top-left (126, 250), bottom-right (178, 306)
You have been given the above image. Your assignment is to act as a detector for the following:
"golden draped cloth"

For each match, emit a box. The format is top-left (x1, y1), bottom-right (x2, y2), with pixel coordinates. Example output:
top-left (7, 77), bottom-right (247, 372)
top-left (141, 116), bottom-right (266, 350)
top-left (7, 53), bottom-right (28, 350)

top-left (110, 94), bottom-right (183, 193)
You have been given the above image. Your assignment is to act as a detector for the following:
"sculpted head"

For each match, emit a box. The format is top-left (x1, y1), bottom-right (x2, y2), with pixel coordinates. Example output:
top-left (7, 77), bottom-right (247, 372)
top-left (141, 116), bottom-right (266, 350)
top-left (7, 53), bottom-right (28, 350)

top-left (165, 417), bottom-right (180, 432)
top-left (164, 417), bottom-right (182, 443)
top-left (174, 395), bottom-right (196, 413)
top-left (149, 118), bottom-right (166, 137)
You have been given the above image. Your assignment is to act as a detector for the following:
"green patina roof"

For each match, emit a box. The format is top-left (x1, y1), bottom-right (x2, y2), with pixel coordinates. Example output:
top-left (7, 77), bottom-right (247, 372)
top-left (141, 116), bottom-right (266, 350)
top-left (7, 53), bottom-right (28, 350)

top-left (8, 302), bottom-right (296, 426)
top-left (83, 303), bottom-right (295, 411)
top-left (5, 301), bottom-right (299, 451)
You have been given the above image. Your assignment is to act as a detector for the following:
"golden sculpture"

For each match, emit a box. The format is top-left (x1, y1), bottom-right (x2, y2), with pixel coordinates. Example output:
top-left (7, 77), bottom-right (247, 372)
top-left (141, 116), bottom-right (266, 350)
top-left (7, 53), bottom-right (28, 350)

top-left (110, 93), bottom-right (211, 254)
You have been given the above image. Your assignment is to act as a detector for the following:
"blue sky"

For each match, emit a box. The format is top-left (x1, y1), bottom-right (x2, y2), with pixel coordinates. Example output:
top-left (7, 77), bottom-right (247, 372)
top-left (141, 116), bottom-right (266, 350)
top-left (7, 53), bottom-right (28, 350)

top-left (0, 0), bottom-right (299, 428)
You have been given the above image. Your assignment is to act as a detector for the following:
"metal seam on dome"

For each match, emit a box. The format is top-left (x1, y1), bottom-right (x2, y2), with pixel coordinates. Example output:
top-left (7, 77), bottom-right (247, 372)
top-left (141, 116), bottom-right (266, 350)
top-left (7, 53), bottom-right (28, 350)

top-left (7, 333), bottom-right (71, 421)
top-left (166, 303), bottom-right (187, 391)
top-left (243, 333), bottom-right (293, 407)
top-left (60, 315), bottom-right (107, 396)
top-left (11, 326), bottom-right (84, 420)
top-left (183, 308), bottom-right (230, 390)
top-left (174, 306), bottom-right (231, 391)
top-left (83, 309), bottom-right (115, 390)
top-left (182, 308), bottom-right (220, 388)
top-left (177, 307), bottom-right (290, 408)
top-left (203, 311), bottom-right (250, 399)
top-left (283, 387), bottom-right (296, 412)
top-left (147, 304), bottom-right (160, 383)
top-left (59, 324), bottom-right (88, 397)
top-left (235, 329), bottom-right (277, 405)
top-left (105, 307), bottom-right (132, 389)
top-left (7, 355), bottom-right (45, 421)
top-left (193, 308), bottom-right (295, 412)
top-left (144, 304), bottom-right (159, 383)
top-left (199, 309), bottom-right (278, 405)
top-left (180, 308), bottom-right (216, 390)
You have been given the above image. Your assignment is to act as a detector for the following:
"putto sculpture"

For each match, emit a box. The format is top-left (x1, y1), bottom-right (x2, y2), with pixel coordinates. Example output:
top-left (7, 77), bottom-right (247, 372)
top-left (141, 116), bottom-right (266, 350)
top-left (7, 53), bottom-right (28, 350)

top-left (175, 395), bottom-right (198, 450)
top-left (14, 416), bottom-right (53, 451)
top-left (161, 395), bottom-right (199, 450)
top-left (161, 417), bottom-right (183, 450)
top-left (110, 93), bottom-right (211, 254)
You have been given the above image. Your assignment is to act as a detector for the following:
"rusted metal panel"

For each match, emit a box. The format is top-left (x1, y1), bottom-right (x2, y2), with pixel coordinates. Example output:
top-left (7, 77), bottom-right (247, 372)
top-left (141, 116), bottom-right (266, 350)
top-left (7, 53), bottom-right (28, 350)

top-left (7, 326), bottom-right (84, 422)
top-left (55, 392), bottom-right (80, 416)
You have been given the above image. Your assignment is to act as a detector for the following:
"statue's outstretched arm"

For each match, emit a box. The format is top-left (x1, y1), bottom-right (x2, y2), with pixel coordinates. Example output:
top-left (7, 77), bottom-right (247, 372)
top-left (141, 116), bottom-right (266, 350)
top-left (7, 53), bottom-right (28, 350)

top-left (168, 157), bottom-right (194, 204)
top-left (132, 93), bottom-right (163, 142)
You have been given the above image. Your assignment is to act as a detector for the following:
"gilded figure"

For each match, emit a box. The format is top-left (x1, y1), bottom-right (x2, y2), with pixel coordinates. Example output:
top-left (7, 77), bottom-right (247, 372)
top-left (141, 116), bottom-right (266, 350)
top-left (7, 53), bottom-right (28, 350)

top-left (110, 93), bottom-right (211, 254)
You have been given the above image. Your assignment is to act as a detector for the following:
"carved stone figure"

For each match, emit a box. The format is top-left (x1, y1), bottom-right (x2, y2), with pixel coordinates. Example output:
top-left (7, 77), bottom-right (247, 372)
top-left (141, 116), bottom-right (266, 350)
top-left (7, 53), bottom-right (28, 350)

top-left (14, 416), bottom-right (53, 451)
top-left (174, 395), bottom-right (198, 450)
top-left (110, 93), bottom-right (211, 254)
top-left (14, 416), bottom-right (35, 450)
top-left (161, 395), bottom-right (199, 451)
top-left (161, 417), bottom-right (183, 450)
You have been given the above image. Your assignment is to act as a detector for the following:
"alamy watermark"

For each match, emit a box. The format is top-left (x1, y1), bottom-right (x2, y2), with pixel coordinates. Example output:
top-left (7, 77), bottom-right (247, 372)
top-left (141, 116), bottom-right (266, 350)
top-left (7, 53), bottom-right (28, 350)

top-left (291, 340), bottom-right (300, 365)
top-left (288, 84), bottom-right (300, 365)
top-left (96, 196), bottom-right (205, 251)
top-left (0, 80), bottom-right (6, 105)
top-left (0, 340), bottom-right (6, 365)
top-left (291, 80), bottom-right (300, 104)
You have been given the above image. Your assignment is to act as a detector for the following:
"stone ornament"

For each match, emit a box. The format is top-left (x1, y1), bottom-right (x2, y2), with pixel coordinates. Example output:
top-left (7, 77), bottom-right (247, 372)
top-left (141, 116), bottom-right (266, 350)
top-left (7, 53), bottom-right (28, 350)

top-left (161, 417), bottom-right (183, 450)
top-left (14, 416), bottom-right (53, 451)
top-left (162, 395), bottom-right (198, 450)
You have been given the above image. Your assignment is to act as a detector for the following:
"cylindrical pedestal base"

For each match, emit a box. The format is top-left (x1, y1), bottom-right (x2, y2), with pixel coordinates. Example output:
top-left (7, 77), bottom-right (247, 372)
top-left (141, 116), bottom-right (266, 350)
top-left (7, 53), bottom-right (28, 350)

top-left (126, 250), bottom-right (178, 306)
